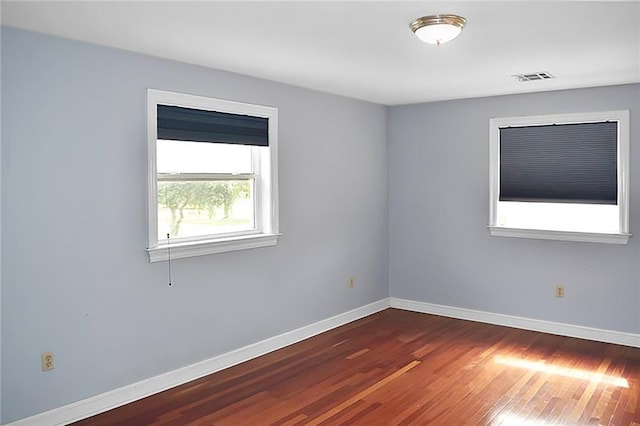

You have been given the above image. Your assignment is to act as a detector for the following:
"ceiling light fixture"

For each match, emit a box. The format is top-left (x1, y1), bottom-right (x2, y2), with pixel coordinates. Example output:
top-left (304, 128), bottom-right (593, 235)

top-left (410, 14), bottom-right (467, 46)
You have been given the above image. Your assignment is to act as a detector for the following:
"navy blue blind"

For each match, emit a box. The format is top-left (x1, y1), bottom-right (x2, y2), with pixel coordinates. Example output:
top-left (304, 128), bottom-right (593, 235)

top-left (499, 121), bottom-right (617, 204)
top-left (157, 105), bottom-right (269, 146)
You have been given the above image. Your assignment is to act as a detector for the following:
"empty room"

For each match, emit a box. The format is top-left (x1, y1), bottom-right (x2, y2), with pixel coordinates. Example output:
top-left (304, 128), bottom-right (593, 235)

top-left (1, 1), bottom-right (639, 425)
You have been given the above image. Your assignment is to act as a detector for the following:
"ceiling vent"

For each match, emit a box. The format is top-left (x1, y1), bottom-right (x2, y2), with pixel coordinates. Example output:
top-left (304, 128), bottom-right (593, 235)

top-left (512, 72), bottom-right (554, 82)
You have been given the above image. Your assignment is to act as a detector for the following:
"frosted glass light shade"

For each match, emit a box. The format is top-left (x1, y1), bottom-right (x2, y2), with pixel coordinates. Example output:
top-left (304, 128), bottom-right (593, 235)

top-left (410, 15), bottom-right (467, 46)
top-left (414, 24), bottom-right (462, 45)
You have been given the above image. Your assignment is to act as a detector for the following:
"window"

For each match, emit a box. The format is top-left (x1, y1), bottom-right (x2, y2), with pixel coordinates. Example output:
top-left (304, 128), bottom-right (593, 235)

top-left (488, 110), bottom-right (630, 244)
top-left (147, 89), bottom-right (279, 262)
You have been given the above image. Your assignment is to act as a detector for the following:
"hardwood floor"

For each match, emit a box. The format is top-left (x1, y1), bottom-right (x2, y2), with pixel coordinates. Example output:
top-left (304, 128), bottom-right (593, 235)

top-left (73, 309), bottom-right (640, 425)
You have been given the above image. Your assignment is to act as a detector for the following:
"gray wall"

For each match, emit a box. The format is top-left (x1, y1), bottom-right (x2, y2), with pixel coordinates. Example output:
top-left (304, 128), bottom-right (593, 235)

top-left (1, 27), bottom-right (389, 423)
top-left (389, 84), bottom-right (639, 335)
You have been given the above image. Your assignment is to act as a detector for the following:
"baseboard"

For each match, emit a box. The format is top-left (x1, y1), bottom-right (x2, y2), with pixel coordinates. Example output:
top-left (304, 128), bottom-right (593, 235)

top-left (389, 297), bottom-right (640, 348)
top-left (8, 299), bottom-right (389, 426)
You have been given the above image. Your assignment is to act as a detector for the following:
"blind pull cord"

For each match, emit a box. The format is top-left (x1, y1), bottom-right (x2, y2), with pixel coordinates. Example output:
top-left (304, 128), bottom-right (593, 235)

top-left (167, 233), bottom-right (173, 286)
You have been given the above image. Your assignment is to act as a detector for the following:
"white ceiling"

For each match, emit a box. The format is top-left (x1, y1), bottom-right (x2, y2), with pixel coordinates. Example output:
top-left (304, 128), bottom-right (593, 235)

top-left (2, 1), bottom-right (639, 105)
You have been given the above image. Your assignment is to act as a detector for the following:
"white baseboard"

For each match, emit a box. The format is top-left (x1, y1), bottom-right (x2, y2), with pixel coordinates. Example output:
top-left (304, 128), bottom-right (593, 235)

top-left (9, 297), bottom-right (640, 425)
top-left (8, 299), bottom-right (389, 426)
top-left (389, 297), bottom-right (640, 348)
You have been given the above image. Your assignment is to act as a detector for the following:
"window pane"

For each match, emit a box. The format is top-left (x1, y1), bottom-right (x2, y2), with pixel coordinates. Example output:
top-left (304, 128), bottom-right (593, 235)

top-left (157, 140), bottom-right (253, 174)
top-left (157, 180), bottom-right (254, 240)
top-left (497, 201), bottom-right (619, 233)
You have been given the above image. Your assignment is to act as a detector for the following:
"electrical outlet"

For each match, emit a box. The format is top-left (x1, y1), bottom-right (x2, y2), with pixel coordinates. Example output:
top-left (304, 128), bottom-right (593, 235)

top-left (42, 352), bottom-right (54, 372)
top-left (349, 277), bottom-right (355, 288)
top-left (556, 285), bottom-right (564, 298)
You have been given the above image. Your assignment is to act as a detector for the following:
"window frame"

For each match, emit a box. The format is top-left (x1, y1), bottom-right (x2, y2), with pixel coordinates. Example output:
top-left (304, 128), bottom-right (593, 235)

top-left (488, 110), bottom-right (630, 244)
top-left (146, 89), bottom-right (280, 262)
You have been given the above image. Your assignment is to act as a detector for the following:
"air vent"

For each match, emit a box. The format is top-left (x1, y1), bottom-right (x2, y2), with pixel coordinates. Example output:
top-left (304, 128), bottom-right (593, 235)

top-left (512, 72), bottom-right (554, 82)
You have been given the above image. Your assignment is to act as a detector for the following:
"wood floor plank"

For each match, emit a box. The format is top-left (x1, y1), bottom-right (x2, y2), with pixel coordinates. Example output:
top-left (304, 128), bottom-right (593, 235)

top-left (73, 309), bottom-right (640, 425)
top-left (305, 360), bottom-right (420, 426)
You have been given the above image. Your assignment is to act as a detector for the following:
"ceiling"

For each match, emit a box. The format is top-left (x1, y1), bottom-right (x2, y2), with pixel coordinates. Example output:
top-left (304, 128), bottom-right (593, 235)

top-left (2, 1), bottom-right (639, 105)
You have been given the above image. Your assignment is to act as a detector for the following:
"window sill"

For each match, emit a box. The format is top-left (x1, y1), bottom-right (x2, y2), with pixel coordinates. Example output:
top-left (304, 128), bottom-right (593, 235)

top-left (147, 233), bottom-right (281, 262)
top-left (488, 226), bottom-right (630, 245)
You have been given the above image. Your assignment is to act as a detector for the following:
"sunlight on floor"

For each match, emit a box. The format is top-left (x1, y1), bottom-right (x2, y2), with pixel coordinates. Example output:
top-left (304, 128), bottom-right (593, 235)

top-left (495, 356), bottom-right (629, 388)
top-left (495, 412), bottom-right (556, 425)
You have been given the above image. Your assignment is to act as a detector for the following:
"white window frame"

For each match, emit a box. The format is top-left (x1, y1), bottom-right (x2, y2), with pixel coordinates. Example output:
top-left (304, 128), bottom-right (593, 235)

top-left (488, 110), bottom-right (630, 244)
top-left (146, 89), bottom-right (280, 262)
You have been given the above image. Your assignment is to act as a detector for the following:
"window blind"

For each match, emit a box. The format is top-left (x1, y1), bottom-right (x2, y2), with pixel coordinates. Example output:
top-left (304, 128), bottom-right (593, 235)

top-left (499, 121), bottom-right (617, 204)
top-left (157, 105), bottom-right (269, 146)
